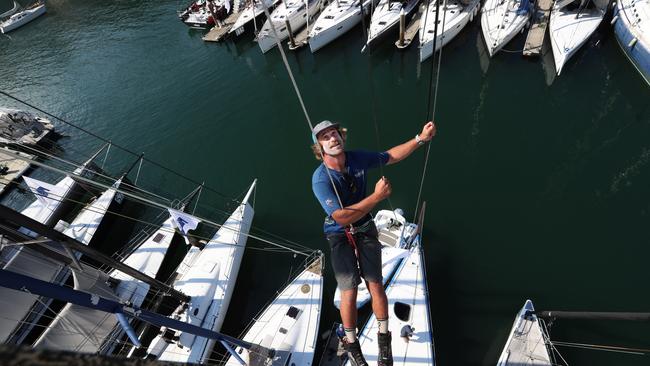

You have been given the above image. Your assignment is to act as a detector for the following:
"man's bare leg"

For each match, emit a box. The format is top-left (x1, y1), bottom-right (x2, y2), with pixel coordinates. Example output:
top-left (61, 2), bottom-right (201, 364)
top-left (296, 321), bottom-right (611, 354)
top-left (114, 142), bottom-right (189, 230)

top-left (367, 280), bottom-right (388, 319)
top-left (340, 287), bottom-right (358, 333)
top-left (340, 287), bottom-right (368, 366)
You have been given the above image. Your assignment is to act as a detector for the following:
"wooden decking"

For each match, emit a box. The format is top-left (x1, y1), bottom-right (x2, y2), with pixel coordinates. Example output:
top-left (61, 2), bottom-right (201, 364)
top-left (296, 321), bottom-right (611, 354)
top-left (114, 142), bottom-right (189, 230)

top-left (523, 0), bottom-right (554, 57)
top-left (288, 9), bottom-right (323, 50)
top-left (202, 12), bottom-right (241, 42)
top-left (396, 3), bottom-right (424, 49)
top-left (0, 148), bottom-right (32, 195)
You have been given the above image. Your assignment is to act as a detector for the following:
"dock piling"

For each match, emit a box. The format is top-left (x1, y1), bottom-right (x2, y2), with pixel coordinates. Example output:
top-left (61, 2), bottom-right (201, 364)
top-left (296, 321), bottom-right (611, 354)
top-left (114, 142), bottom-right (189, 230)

top-left (286, 19), bottom-right (296, 48)
top-left (398, 9), bottom-right (405, 47)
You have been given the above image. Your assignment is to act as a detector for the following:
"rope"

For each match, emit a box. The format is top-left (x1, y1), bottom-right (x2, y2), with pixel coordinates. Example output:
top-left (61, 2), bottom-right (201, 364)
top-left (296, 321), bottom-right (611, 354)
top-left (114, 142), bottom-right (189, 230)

top-left (552, 340), bottom-right (650, 356)
top-left (259, 1), bottom-right (348, 222)
top-left (413, 0), bottom-right (446, 221)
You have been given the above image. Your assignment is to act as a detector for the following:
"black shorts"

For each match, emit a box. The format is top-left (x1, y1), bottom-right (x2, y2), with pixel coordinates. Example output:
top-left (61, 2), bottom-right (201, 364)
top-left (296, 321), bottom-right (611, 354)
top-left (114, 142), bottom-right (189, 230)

top-left (326, 221), bottom-right (383, 291)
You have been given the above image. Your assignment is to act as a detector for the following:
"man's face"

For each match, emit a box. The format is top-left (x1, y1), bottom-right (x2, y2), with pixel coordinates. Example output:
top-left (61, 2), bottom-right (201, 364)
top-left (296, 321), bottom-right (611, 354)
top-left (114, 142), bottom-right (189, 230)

top-left (317, 127), bottom-right (344, 156)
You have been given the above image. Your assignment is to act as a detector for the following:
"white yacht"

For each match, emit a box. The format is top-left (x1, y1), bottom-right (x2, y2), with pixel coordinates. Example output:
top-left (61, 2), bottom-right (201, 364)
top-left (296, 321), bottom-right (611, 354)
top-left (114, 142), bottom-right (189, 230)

top-left (145, 181), bottom-right (256, 363)
top-left (0, 1), bottom-right (46, 34)
top-left (257, 0), bottom-right (322, 53)
top-left (481, 0), bottom-right (531, 56)
top-left (224, 253), bottom-right (323, 366)
top-left (549, 0), bottom-right (608, 75)
top-left (419, 0), bottom-right (480, 62)
top-left (349, 237), bottom-right (435, 366)
top-left (497, 300), bottom-right (552, 365)
top-left (229, 0), bottom-right (279, 36)
top-left (612, 0), bottom-right (649, 85)
top-left (308, 0), bottom-right (377, 52)
top-left (365, 0), bottom-right (421, 49)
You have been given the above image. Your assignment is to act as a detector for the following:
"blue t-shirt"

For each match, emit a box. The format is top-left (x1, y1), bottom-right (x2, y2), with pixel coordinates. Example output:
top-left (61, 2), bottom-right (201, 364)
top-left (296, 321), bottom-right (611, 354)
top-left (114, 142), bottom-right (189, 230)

top-left (312, 150), bottom-right (389, 234)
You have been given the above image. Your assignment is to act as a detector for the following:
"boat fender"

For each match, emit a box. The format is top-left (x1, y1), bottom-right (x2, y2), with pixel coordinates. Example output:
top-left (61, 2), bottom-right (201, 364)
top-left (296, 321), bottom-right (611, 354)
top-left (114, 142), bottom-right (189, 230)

top-left (610, 15), bottom-right (618, 25)
top-left (628, 37), bottom-right (637, 48)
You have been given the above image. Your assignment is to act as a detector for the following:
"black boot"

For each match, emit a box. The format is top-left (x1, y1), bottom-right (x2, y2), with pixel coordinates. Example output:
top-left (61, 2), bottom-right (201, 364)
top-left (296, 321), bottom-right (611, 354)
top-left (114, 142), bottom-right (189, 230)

top-left (343, 338), bottom-right (368, 366)
top-left (378, 332), bottom-right (393, 366)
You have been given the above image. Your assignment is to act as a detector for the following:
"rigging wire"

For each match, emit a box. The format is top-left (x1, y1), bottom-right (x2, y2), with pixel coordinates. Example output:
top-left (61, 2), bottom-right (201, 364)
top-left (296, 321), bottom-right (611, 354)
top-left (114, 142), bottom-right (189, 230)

top-left (0, 150), bottom-right (314, 256)
top-left (0, 90), bottom-right (242, 204)
top-left (258, 2), bottom-right (353, 219)
top-left (413, 0), bottom-right (447, 222)
top-left (0, 176), bottom-right (313, 256)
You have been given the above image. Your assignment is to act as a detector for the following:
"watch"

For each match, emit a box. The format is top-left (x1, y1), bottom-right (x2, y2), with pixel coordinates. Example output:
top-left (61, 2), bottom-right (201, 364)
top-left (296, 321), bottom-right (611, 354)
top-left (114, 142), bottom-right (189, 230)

top-left (415, 134), bottom-right (425, 146)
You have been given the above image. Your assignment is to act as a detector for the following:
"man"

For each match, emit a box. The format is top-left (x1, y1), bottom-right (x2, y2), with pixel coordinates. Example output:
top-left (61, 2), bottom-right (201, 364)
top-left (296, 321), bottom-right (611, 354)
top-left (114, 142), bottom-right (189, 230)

top-left (311, 120), bottom-right (436, 366)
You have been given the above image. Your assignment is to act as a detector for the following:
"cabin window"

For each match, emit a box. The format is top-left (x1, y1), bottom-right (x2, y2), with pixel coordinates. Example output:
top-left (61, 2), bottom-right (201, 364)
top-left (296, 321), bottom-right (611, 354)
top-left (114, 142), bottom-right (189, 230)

top-left (394, 301), bottom-right (411, 322)
top-left (153, 233), bottom-right (165, 243)
top-left (280, 27), bottom-right (287, 31)
top-left (379, 21), bottom-right (387, 25)
top-left (193, 308), bottom-right (199, 316)
top-left (279, 327), bottom-right (288, 334)
top-left (325, 15), bottom-right (335, 19)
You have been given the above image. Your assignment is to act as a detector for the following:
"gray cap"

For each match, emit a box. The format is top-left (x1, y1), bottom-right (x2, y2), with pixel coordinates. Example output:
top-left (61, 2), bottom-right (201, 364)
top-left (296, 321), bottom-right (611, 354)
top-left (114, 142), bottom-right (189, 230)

top-left (312, 120), bottom-right (340, 139)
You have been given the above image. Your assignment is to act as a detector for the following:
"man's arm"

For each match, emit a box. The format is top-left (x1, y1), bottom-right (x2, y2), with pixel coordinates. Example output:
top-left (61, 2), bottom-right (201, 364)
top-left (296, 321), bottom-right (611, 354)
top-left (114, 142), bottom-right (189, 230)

top-left (386, 121), bottom-right (436, 165)
top-left (331, 177), bottom-right (391, 227)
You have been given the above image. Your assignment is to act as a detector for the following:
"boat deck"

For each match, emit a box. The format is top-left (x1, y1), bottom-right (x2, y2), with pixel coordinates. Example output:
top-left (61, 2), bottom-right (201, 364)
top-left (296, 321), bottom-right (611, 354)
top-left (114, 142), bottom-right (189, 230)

top-left (202, 12), bottom-right (241, 42)
top-left (0, 148), bottom-right (32, 195)
top-left (523, 0), bottom-right (554, 57)
top-left (396, 4), bottom-right (423, 49)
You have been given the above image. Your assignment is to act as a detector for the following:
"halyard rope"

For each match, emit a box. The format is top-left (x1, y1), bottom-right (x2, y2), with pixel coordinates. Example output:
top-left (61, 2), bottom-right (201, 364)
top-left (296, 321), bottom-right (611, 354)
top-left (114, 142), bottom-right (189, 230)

top-left (414, 0), bottom-right (447, 221)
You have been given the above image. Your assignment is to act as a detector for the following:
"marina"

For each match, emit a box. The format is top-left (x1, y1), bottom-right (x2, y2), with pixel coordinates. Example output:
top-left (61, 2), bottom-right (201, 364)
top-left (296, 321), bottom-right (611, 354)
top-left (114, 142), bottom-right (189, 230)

top-left (0, 0), bottom-right (650, 365)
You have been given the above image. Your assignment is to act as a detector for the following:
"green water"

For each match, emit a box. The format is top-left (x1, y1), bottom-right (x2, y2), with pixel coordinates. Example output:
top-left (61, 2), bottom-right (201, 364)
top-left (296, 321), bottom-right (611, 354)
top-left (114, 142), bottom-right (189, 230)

top-left (1, 0), bottom-right (650, 365)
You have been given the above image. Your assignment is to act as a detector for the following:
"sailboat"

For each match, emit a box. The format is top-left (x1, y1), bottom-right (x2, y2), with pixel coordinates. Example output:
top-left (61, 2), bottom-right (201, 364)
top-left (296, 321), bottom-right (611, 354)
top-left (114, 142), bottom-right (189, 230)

top-left (257, 0), bottom-right (322, 53)
top-left (612, 0), bottom-right (649, 85)
top-left (549, 0), bottom-right (609, 75)
top-left (223, 252), bottom-right (324, 366)
top-left (481, 0), bottom-right (531, 57)
top-left (145, 180), bottom-right (256, 363)
top-left (308, 0), bottom-right (377, 53)
top-left (333, 209), bottom-right (417, 309)
top-left (349, 234), bottom-right (435, 366)
top-left (418, 0), bottom-right (480, 62)
top-left (0, 1), bottom-right (46, 34)
top-left (229, 0), bottom-right (280, 36)
top-left (0, 145), bottom-right (110, 344)
top-left (497, 300), bottom-right (552, 365)
top-left (17, 144), bottom-right (108, 237)
top-left (364, 0), bottom-right (421, 50)
top-left (0, 1), bottom-right (20, 19)
top-left (32, 190), bottom-right (201, 354)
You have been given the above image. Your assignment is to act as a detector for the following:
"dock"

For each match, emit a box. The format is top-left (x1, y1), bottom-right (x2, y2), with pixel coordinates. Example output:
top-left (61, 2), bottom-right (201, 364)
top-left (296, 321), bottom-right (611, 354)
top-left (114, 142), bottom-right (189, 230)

top-left (202, 12), bottom-right (241, 42)
top-left (0, 148), bottom-right (32, 195)
top-left (396, 4), bottom-right (423, 49)
top-left (523, 0), bottom-right (554, 57)
top-left (288, 11), bottom-right (322, 51)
